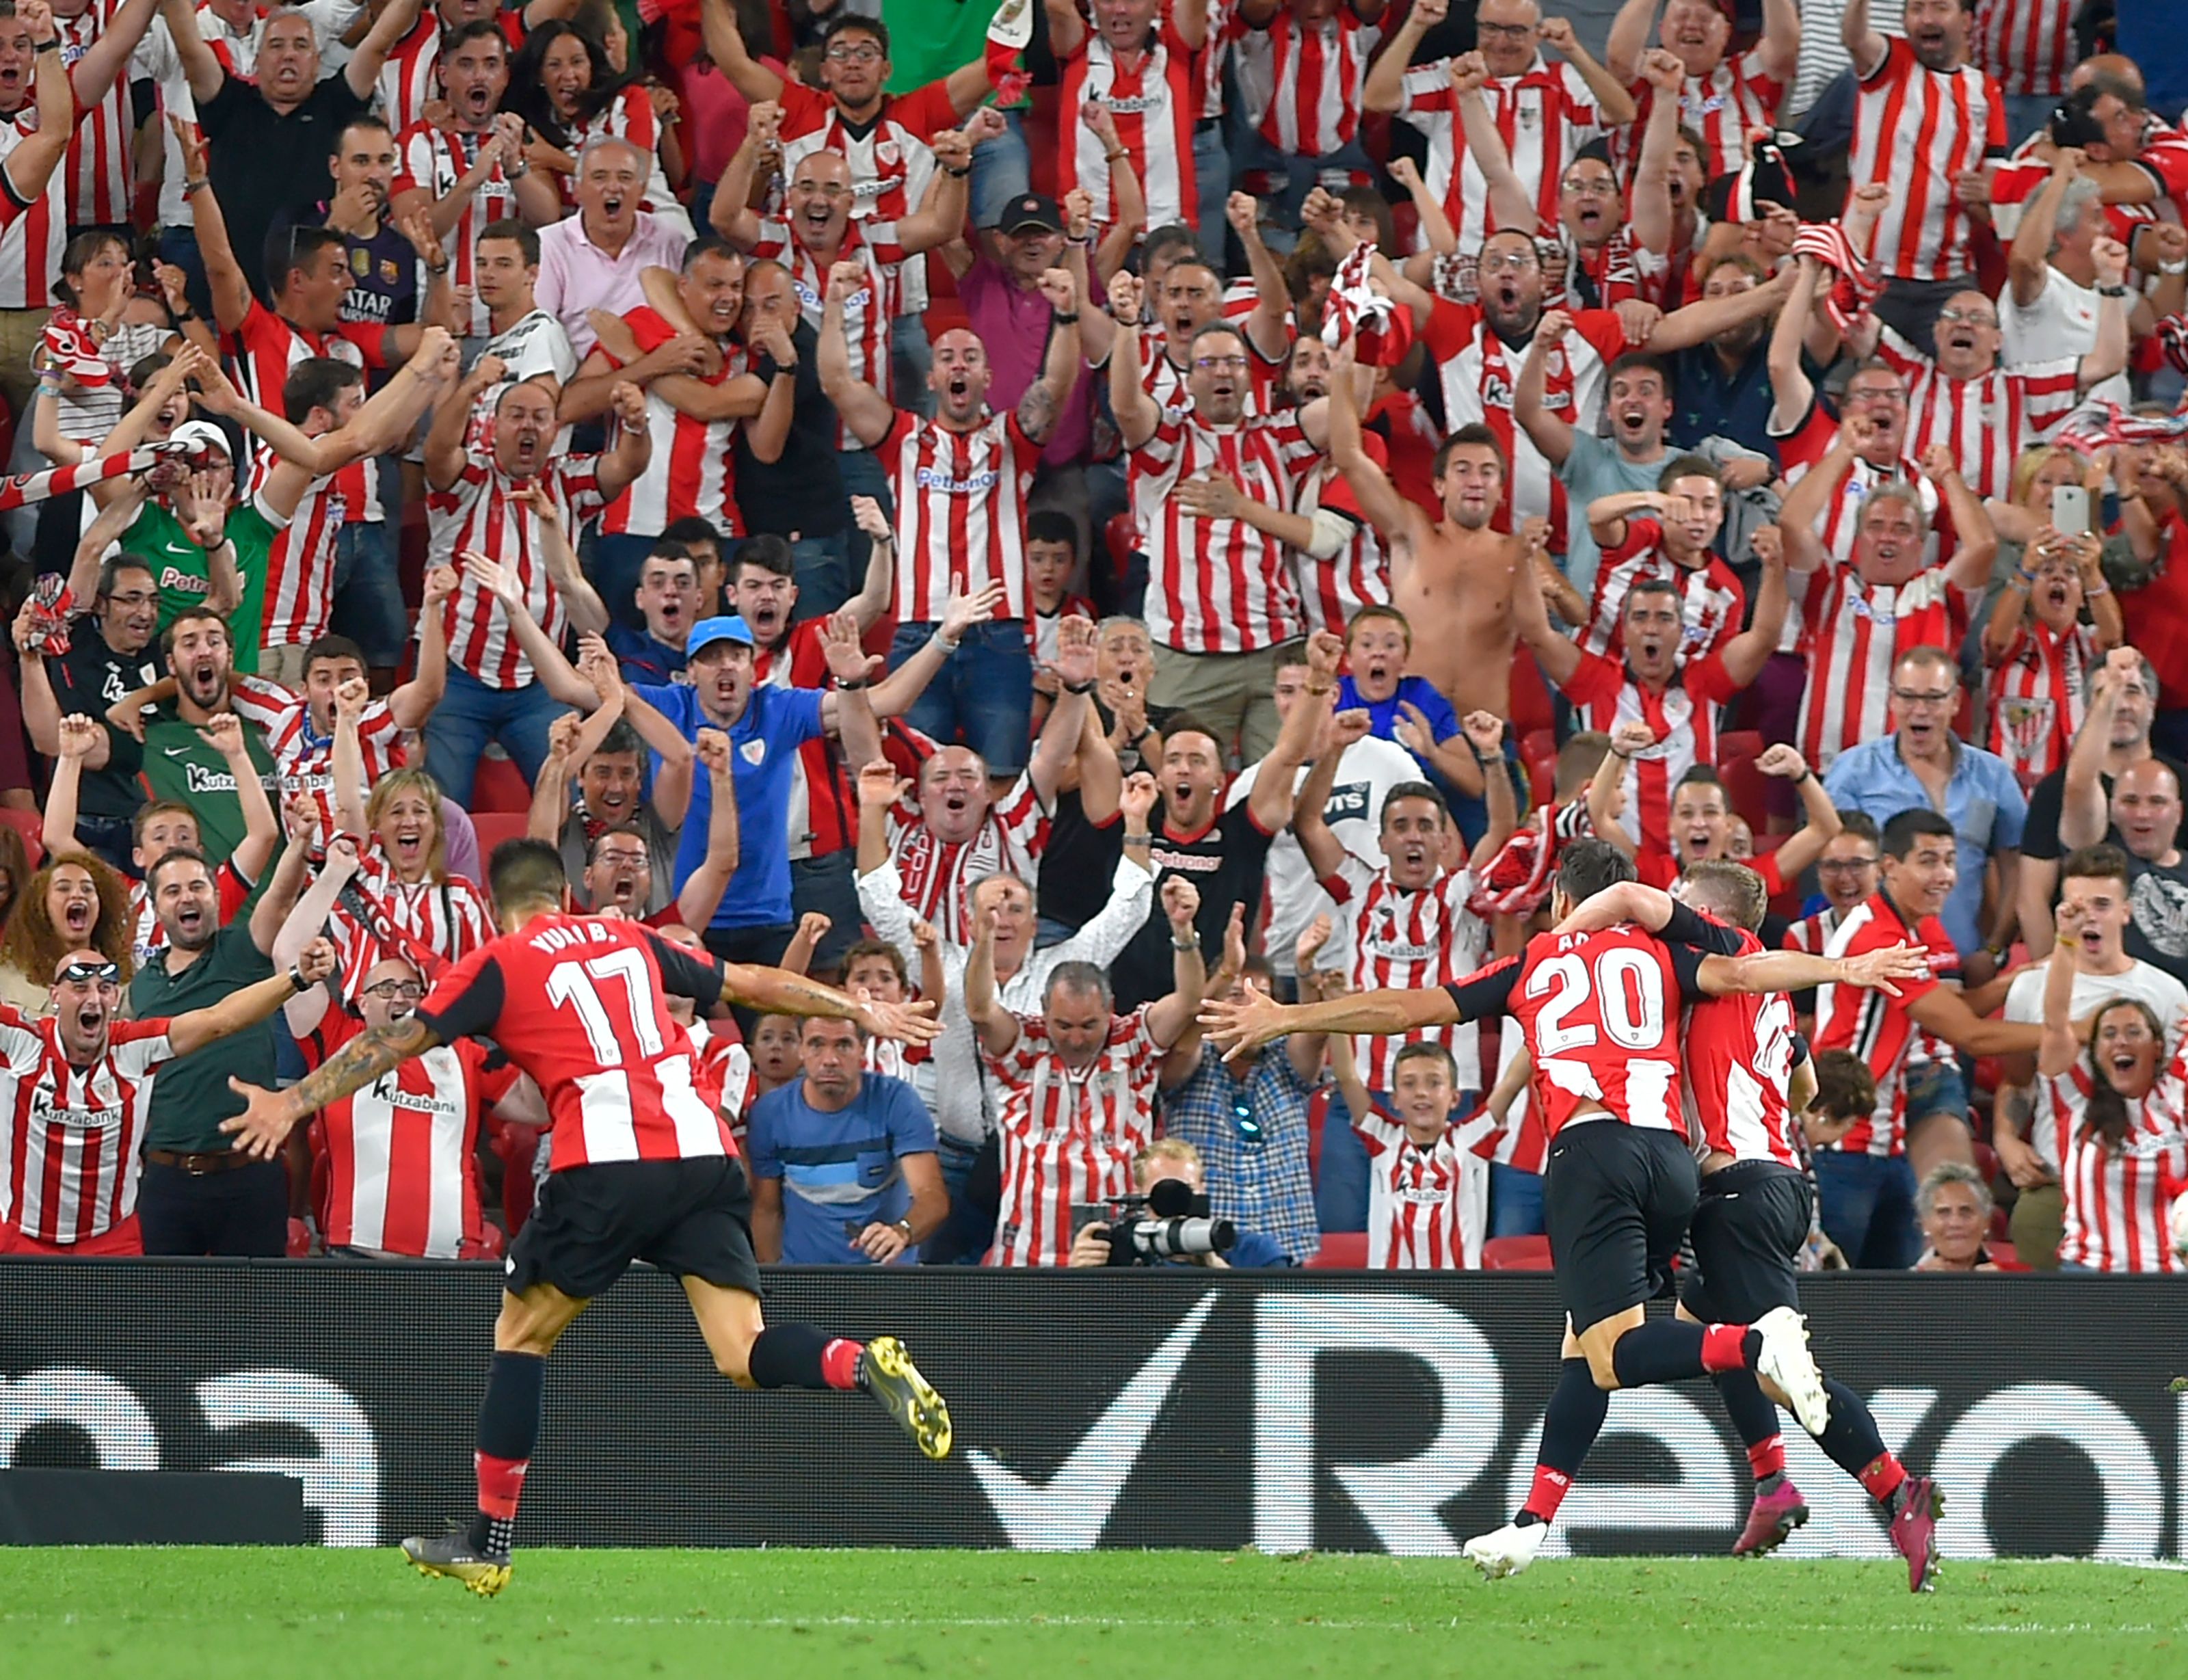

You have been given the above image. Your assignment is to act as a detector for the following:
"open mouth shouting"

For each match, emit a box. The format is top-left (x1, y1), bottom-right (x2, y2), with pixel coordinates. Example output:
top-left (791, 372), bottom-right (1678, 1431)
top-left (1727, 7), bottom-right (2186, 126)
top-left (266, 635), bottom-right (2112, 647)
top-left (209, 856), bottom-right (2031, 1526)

top-left (62, 896), bottom-right (94, 940)
top-left (460, 79), bottom-right (496, 122)
top-left (181, 653), bottom-right (223, 706)
top-left (389, 818), bottom-right (428, 872)
top-left (801, 199), bottom-right (834, 240)
top-left (74, 994), bottom-right (109, 1037)
top-left (1614, 399), bottom-right (1653, 441)
top-left (171, 896), bottom-right (207, 942)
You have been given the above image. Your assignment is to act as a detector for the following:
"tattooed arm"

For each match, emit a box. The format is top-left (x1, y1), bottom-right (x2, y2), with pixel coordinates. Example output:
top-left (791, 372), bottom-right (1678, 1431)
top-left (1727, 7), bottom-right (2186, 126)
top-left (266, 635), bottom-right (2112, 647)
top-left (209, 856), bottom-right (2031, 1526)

top-left (221, 1014), bottom-right (444, 1158)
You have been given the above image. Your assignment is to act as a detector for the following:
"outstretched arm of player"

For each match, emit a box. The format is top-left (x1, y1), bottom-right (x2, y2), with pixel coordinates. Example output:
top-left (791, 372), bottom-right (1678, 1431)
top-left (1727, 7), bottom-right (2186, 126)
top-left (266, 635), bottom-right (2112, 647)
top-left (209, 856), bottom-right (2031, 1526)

top-left (715, 961), bottom-right (942, 1045)
top-left (222, 1009), bottom-right (444, 1158)
top-left (1199, 979), bottom-right (1474, 1060)
top-left (1693, 943), bottom-right (1933, 1000)
top-left (170, 939), bottom-right (338, 1058)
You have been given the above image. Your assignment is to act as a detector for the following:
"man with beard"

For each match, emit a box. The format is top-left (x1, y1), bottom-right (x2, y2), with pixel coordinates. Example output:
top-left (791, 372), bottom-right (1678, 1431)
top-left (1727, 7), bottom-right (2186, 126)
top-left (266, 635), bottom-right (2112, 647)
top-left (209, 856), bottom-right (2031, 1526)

top-left (1668, 254), bottom-right (1802, 461)
top-left (2060, 661), bottom-right (2188, 986)
top-left (377, 0), bottom-right (571, 142)
top-left (14, 555), bottom-right (163, 872)
top-left (0, 937), bottom-right (336, 1255)
top-left (129, 844), bottom-right (342, 1255)
top-left (820, 256), bottom-right (1082, 774)
top-left (163, 0), bottom-right (424, 302)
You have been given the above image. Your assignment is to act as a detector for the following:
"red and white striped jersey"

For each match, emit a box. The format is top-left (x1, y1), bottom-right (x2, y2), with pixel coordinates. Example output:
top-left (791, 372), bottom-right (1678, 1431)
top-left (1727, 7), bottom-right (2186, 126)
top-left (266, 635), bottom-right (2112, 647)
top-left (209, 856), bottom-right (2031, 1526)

top-left (334, 847), bottom-right (496, 996)
top-left (1783, 904), bottom-right (1850, 961)
top-left (600, 308), bottom-right (748, 538)
top-left (887, 774), bottom-right (1049, 946)
top-left (243, 453), bottom-right (347, 650)
top-left (226, 678), bottom-right (408, 839)
top-left (2039, 1063), bottom-right (2188, 1272)
top-left (882, 405), bottom-right (1045, 625)
top-left (1355, 1110), bottom-right (1473, 1268)
top-left (1973, 0), bottom-right (2077, 97)
top-left (303, 1009), bottom-right (516, 1259)
top-left (1796, 561), bottom-right (1966, 771)
top-left (1876, 328), bottom-right (2081, 500)
top-left (687, 1017), bottom-right (751, 1129)
top-left (1322, 852), bottom-right (1487, 1093)
top-left (1681, 923), bottom-right (1804, 1166)
top-left (1201, 0), bottom-right (1233, 118)
top-left (427, 455), bottom-right (606, 689)
top-left (1581, 519), bottom-right (1746, 664)
top-left (1129, 408), bottom-right (1321, 654)
top-left (1562, 649), bottom-right (1740, 856)
top-left (1290, 442), bottom-right (1391, 636)
top-left (1546, 224), bottom-right (1644, 312)
top-left (986, 1007), bottom-right (1163, 1266)
top-left (0, 1011), bottom-right (175, 1245)
top-left (1774, 403), bottom-right (1943, 656)
top-left (1813, 892), bottom-right (1960, 1156)
top-left (415, 915), bottom-right (736, 1171)
top-left (1848, 36), bottom-right (2007, 282)
top-left (395, 122), bottom-right (524, 340)
top-left (1419, 301), bottom-right (1632, 550)
top-left (376, 10), bottom-right (444, 138)
top-left (1396, 53), bottom-right (1607, 248)
top-left (1235, 9), bottom-right (1377, 157)
top-left (0, 105), bottom-right (66, 310)
top-left (776, 79), bottom-right (951, 313)
top-left (1620, 46), bottom-right (1786, 179)
top-left (1987, 618), bottom-right (2096, 789)
top-left (230, 299), bottom-right (388, 524)
top-left (1058, 21), bottom-right (1199, 232)
top-left (126, 860), bottom-right (251, 972)
top-left (753, 216), bottom-right (901, 451)
top-left (59, 0), bottom-right (131, 228)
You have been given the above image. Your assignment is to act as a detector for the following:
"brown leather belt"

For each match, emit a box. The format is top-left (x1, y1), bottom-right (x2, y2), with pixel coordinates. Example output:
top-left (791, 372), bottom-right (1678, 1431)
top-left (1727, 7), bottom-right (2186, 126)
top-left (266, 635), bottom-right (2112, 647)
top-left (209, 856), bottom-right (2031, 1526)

top-left (145, 1147), bottom-right (254, 1175)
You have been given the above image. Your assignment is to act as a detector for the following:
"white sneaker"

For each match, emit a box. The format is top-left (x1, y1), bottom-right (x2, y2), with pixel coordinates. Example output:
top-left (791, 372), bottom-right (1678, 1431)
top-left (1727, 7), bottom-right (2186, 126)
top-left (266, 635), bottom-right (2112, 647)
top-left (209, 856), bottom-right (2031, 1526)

top-left (1463, 1519), bottom-right (1547, 1581)
top-left (1752, 1305), bottom-right (1830, 1436)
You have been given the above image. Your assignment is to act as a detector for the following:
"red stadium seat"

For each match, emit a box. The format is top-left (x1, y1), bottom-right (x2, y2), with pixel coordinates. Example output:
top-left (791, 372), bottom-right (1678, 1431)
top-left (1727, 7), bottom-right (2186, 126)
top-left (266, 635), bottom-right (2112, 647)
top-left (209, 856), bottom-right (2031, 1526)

top-left (1717, 730), bottom-right (1763, 768)
top-left (0, 807), bottom-right (46, 870)
top-left (1721, 754), bottom-right (1771, 831)
top-left (469, 812), bottom-right (533, 857)
top-left (1521, 729), bottom-right (1557, 810)
top-left (470, 755), bottom-right (532, 814)
top-left (1306, 1231), bottom-right (1368, 1268)
top-left (1103, 511), bottom-right (1139, 596)
top-left (1482, 1234), bottom-right (1553, 1270)
top-left (1972, 1140), bottom-right (2000, 1190)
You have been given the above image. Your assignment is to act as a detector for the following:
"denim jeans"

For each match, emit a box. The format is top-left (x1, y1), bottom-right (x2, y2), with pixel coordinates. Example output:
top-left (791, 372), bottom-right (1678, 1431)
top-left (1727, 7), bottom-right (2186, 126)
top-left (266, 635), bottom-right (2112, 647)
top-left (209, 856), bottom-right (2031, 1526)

top-left (422, 667), bottom-right (576, 808)
top-left (333, 518), bottom-right (410, 667)
top-left (891, 311), bottom-right (934, 416)
top-left (1489, 1162), bottom-right (1547, 1238)
top-left (1192, 120), bottom-right (1231, 261)
top-left (923, 1132), bottom-right (1000, 1265)
top-left (887, 618), bottom-right (1035, 773)
top-left (590, 531), bottom-right (656, 633)
top-left (1230, 128), bottom-right (1373, 239)
top-left (1812, 1150), bottom-right (1922, 1270)
top-left (970, 108), bottom-right (1032, 230)
top-left (788, 534), bottom-right (853, 623)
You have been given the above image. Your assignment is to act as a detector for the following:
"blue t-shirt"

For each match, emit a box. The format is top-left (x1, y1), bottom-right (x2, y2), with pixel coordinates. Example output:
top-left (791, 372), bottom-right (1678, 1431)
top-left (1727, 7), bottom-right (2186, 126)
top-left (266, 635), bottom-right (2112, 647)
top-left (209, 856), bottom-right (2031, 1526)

top-left (635, 680), bottom-right (825, 930)
top-left (745, 1073), bottom-right (939, 1264)
top-left (609, 622), bottom-right (689, 687)
top-left (1335, 674), bottom-right (1457, 782)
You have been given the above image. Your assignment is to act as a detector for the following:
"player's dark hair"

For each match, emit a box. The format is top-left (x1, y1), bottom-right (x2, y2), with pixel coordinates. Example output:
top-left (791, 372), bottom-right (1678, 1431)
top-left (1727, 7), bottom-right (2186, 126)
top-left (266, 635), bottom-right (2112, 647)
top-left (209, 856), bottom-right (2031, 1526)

top-left (1392, 1040), bottom-right (1458, 1084)
top-left (271, 226), bottom-right (348, 297)
top-left (488, 838), bottom-right (569, 914)
top-left (1681, 859), bottom-right (1767, 933)
top-left (1809, 1048), bottom-right (1876, 1123)
top-left (2083, 996), bottom-right (2165, 1151)
top-left (303, 635), bottom-right (368, 678)
top-left (1657, 452), bottom-right (1722, 494)
top-left (642, 539), bottom-right (695, 571)
top-left (145, 847), bottom-right (212, 894)
top-left (440, 17), bottom-right (507, 57)
top-left (589, 719), bottom-right (645, 761)
top-left (1881, 808), bottom-right (1956, 860)
top-left (682, 235), bottom-right (745, 275)
top-left (282, 356), bottom-right (363, 425)
top-left (1673, 766), bottom-right (1728, 807)
top-left (1026, 509), bottom-right (1078, 553)
top-left (842, 937), bottom-right (909, 987)
top-left (2061, 842), bottom-right (2131, 888)
top-left (1380, 782), bottom-right (1450, 827)
top-left (731, 533), bottom-right (797, 583)
top-left (1556, 836), bottom-right (1637, 905)
top-left (1043, 960), bottom-right (1114, 1012)
top-left (330, 114), bottom-right (394, 158)
top-left (1435, 423), bottom-right (1506, 480)
top-left (477, 217), bottom-right (540, 266)
top-left (1836, 810), bottom-right (1880, 845)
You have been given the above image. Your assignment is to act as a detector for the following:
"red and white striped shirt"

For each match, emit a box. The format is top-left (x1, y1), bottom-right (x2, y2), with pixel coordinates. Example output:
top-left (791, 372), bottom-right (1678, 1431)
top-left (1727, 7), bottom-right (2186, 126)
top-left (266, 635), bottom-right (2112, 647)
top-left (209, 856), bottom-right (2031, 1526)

top-left (756, 215), bottom-right (901, 451)
top-left (881, 405), bottom-right (1045, 625)
top-left (0, 104), bottom-right (66, 309)
top-left (334, 846), bottom-right (496, 996)
top-left (987, 1007), bottom-right (1163, 1266)
top-left (1876, 327), bottom-right (2081, 501)
top-left (1683, 923), bottom-right (1804, 1167)
top-left (1581, 519), bottom-right (1746, 664)
top-left (230, 299), bottom-right (388, 524)
top-left (561, 85), bottom-right (685, 229)
top-left (395, 121), bottom-right (524, 340)
top-left (1236, 9), bottom-right (1376, 157)
top-left (1419, 301), bottom-right (1632, 550)
top-left (887, 774), bottom-right (1049, 946)
top-left (0, 1011), bottom-right (175, 1246)
top-left (304, 1009), bottom-right (516, 1259)
top-left (376, 10), bottom-right (445, 139)
top-left (1987, 618), bottom-right (2096, 790)
top-left (1562, 649), bottom-right (1740, 855)
top-left (1848, 37), bottom-right (2007, 282)
top-left (1397, 53), bottom-right (1606, 248)
top-left (2040, 1063), bottom-right (2188, 1272)
top-left (777, 79), bottom-right (952, 315)
top-left (1058, 21), bottom-right (1199, 232)
top-left (1813, 892), bottom-right (1960, 1156)
top-left (1323, 853), bottom-right (1487, 1092)
top-left (427, 455), bottom-right (606, 689)
top-left (1356, 1110), bottom-right (1473, 1268)
top-left (226, 678), bottom-right (408, 839)
top-left (244, 453), bottom-right (347, 651)
top-left (1290, 442), bottom-right (1391, 637)
top-left (1129, 408), bottom-right (1320, 654)
top-left (1796, 561), bottom-right (1966, 771)
top-left (1621, 46), bottom-right (1785, 181)
top-left (59, 0), bottom-right (131, 228)
top-left (1973, 0), bottom-right (2077, 97)
top-left (600, 308), bottom-right (747, 538)
top-left (1136, 321), bottom-right (1287, 418)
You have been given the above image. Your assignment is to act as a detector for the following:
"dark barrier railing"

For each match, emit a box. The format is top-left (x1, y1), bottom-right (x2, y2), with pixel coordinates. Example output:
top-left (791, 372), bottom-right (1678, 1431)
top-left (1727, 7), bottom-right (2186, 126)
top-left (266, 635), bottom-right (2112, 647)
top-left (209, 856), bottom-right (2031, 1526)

top-left (1, 1262), bottom-right (2181, 1557)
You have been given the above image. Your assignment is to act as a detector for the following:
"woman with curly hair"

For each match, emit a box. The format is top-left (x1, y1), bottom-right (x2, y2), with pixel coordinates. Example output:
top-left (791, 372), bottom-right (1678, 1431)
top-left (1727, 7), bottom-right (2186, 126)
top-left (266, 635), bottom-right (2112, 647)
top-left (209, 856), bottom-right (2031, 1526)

top-left (0, 851), bottom-right (134, 1015)
top-left (332, 766), bottom-right (496, 998)
top-left (2035, 911), bottom-right (2188, 1272)
top-left (506, 14), bottom-right (690, 236)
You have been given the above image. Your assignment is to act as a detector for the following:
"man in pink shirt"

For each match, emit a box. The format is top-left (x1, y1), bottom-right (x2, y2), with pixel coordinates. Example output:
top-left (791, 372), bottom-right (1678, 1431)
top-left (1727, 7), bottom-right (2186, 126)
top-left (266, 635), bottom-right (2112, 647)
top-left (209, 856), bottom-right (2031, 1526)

top-left (535, 136), bottom-right (693, 360)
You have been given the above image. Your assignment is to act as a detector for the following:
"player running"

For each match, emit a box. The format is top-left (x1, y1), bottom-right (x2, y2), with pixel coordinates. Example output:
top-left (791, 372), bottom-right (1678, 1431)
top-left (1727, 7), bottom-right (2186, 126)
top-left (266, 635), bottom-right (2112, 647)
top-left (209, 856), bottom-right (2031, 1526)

top-left (1201, 840), bottom-right (1928, 1575)
top-left (222, 840), bottom-right (950, 1598)
top-left (1550, 863), bottom-right (1944, 1590)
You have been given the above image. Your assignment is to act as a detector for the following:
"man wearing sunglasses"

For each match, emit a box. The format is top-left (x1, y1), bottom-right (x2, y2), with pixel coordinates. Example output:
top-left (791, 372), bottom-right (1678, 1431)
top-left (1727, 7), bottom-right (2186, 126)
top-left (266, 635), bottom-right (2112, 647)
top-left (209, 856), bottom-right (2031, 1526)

top-left (0, 938), bottom-right (335, 1255)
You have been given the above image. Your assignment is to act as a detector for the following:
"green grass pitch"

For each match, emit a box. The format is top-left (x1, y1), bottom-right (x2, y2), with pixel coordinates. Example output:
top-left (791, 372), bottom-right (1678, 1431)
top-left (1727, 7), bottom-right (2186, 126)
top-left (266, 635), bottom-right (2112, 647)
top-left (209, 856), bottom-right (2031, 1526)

top-left (3, 1549), bottom-right (2184, 1679)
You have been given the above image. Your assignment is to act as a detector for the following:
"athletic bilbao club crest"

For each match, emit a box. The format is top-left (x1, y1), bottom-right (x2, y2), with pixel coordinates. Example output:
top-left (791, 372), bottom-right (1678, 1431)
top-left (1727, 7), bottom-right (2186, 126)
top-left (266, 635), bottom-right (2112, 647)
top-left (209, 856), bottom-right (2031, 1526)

top-left (740, 739), bottom-right (767, 766)
top-left (1998, 695), bottom-right (2052, 762)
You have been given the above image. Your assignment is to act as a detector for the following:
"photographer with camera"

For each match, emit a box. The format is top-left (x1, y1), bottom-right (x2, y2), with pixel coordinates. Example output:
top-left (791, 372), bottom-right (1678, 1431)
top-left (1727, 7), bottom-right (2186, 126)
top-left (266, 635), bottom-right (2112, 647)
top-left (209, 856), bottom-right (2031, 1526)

top-left (1065, 1139), bottom-right (1291, 1269)
top-left (965, 874), bottom-right (1208, 1266)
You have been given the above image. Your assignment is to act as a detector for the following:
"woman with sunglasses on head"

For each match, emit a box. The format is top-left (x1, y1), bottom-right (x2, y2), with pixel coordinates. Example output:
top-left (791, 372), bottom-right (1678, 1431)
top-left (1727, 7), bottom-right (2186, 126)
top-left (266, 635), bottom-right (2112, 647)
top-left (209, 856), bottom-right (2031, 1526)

top-left (505, 15), bottom-right (692, 238)
top-left (0, 936), bottom-right (338, 1257)
top-left (0, 851), bottom-right (135, 1017)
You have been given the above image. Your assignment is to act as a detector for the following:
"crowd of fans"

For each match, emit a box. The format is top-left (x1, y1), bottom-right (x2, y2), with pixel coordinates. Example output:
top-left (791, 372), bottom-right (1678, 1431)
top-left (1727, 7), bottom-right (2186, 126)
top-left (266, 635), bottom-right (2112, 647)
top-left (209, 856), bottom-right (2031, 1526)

top-left (0, 0), bottom-right (2182, 1276)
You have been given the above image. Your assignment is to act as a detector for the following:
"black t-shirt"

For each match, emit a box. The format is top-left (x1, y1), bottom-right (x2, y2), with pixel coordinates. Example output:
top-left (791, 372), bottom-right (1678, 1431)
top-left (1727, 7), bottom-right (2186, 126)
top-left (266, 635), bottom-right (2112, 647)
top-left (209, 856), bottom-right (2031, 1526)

top-left (199, 72), bottom-right (371, 303)
top-left (2021, 756), bottom-right (2188, 862)
top-left (734, 321), bottom-right (847, 538)
top-left (2122, 849), bottom-right (2188, 985)
top-left (46, 628), bottom-right (162, 821)
top-left (1036, 788), bottom-right (1122, 933)
top-left (1109, 798), bottom-right (1277, 1011)
top-left (264, 199), bottom-right (420, 341)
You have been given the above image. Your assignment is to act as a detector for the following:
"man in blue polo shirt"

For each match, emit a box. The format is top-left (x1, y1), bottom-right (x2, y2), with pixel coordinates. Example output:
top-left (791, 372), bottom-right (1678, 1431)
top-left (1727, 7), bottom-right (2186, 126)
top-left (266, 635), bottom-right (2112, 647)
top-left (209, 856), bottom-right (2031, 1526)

top-left (745, 1016), bottom-right (946, 1265)
top-left (632, 613), bottom-right (883, 970)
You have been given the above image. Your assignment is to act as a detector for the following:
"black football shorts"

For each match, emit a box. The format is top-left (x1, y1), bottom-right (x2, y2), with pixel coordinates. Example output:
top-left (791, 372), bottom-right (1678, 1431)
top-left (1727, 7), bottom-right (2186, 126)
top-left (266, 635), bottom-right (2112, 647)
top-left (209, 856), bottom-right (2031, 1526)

top-left (1542, 1120), bottom-right (1701, 1336)
top-left (1677, 1158), bottom-right (1812, 1324)
top-left (505, 1156), bottom-right (764, 1301)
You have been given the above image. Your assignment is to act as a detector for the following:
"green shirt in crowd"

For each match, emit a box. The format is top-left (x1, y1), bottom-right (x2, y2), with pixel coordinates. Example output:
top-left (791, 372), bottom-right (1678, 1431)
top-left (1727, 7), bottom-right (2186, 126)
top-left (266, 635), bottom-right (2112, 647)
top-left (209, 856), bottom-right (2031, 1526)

top-left (883, 0), bottom-right (1028, 102)
top-left (104, 703), bottom-right (278, 863)
top-left (130, 922), bottom-right (276, 1153)
top-left (124, 499), bottom-right (279, 676)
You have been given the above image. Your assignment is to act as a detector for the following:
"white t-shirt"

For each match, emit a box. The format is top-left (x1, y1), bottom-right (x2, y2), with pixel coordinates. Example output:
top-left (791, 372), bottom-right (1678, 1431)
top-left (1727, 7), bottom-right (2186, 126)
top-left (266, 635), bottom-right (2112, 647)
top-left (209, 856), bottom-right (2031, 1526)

top-left (1999, 265), bottom-right (2129, 413)
top-left (2003, 957), bottom-right (2188, 1169)
top-left (1225, 734), bottom-right (1422, 978)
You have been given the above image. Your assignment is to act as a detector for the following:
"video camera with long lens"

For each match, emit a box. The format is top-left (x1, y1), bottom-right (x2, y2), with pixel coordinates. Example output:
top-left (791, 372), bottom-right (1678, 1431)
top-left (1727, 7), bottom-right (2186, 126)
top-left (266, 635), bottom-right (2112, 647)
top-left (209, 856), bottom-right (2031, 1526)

top-left (1099, 1177), bottom-right (1237, 1265)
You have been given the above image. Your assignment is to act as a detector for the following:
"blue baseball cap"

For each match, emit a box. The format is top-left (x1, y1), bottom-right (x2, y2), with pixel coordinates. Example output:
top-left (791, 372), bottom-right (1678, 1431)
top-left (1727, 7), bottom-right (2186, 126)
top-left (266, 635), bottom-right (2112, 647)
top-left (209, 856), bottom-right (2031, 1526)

top-left (686, 615), bottom-right (758, 657)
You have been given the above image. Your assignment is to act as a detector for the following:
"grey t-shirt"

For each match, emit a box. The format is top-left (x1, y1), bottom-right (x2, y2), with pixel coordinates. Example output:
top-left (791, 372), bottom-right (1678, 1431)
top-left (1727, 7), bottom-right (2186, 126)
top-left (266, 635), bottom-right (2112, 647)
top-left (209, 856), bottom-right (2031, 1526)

top-left (1558, 433), bottom-right (1672, 602)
